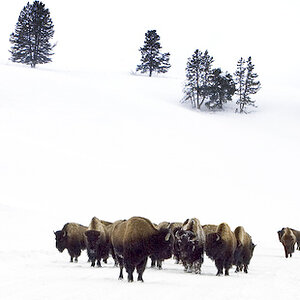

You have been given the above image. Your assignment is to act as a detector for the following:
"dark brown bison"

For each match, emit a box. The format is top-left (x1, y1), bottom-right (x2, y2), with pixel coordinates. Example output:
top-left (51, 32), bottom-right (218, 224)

top-left (205, 222), bottom-right (237, 276)
top-left (54, 222), bottom-right (88, 262)
top-left (278, 227), bottom-right (296, 258)
top-left (111, 216), bottom-right (174, 282)
top-left (85, 217), bottom-right (110, 267)
top-left (175, 218), bottom-right (206, 274)
top-left (150, 222), bottom-right (171, 269)
top-left (233, 226), bottom-right (256, 273)
top-left (278, 227), bottom-right (300, 251)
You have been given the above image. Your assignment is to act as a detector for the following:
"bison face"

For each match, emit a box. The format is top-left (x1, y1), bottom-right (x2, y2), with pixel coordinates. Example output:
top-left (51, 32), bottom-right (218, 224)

top-left (152, 229), bottom-right (174, 260)
top-left (85, 230), bottom-right (100, 257)
top-left (54, 230), bottom-right (67, 253)
top-left (176, 230), bottom-right (199, 260)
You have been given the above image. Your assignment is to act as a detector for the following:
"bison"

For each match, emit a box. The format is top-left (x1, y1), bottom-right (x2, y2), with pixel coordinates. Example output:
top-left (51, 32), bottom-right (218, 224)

top-left (205, 222), bottom-right (237, 276)
top-left (85, 217), bottom-right (110, 267)
top-left (278, 227), bottom-right (300, 251)
top-left (175, 218), bottom-right (206, 274)
top-left (278, 227), bottom-right (296, 258)
top-left (233, 226), bottom-right (256, 273)
top-left (54, 222), bottom-right (88, 262)
top-left (111, 216), bottom-right (174, 282)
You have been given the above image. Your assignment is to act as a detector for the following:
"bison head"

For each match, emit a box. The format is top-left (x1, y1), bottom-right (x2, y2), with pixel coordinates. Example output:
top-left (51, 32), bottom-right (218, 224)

top-left (85, 230), bottom-right (100, 257)
top-left (54, 230), bottom-right (67, 253)
top-left (175, 230), bottom-right (200, 261)
top-left (151, 228), bottom-right (174, 260)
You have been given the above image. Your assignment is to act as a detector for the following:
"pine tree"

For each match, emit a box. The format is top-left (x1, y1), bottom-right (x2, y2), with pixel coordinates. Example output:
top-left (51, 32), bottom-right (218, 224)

top-left (136, 30), bottom-right (171, 77)
top-left (205, 68), bottom-right (236, 110)
top-left (9, 1), bottom-right (55, 68)
top-left (182, 49), bottom-right (213, 109)
top-left (234, 57), bottom-right (261, 113)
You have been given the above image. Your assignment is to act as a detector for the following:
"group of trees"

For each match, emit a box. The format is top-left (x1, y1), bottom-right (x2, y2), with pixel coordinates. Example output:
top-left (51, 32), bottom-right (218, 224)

top-left (9, 1), bottom-right (261, 113)
top-left (182, 50), bottom-right (261, 113)
top-left (136, 30), bottom-right (261, 113)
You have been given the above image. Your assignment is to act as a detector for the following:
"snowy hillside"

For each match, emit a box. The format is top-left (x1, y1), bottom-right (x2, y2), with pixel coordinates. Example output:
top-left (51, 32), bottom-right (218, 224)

top-left (1, 0), bottom-right (300, 299)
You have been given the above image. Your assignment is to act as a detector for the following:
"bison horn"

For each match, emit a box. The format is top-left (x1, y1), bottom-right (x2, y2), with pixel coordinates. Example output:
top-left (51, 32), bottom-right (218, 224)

top-left (165, 232), bottom-right (171, 241)
top-left (216, 234), bottom-right (220, 241)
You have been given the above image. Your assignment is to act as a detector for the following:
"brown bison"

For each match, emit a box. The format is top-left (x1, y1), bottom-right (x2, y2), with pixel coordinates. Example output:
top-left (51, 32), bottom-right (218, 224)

top-left (85, 217), bottom-right (110, 267)
top-left (205, 222), bottom-right (237, 276)
top-left (111, 216), bottom-right (174, 282)
top-left (175, 218), bottom-right (206, 274)
top-left (278, 227), bottom-right (300, 251)
top-left (278, 227), bottom-right (296, 258)
top-left (54, 222), bottom-right (88, 262)
top-left (233, 226), bottom-right (256, 273)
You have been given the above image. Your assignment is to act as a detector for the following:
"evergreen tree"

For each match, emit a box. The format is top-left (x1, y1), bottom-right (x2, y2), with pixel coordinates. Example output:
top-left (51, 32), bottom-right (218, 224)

top-left (234, 57), bottom-right (261, 113)
top-left (136, 30), bottom-right (171, 77)
top-left (205, 68), bottom-right (236, 110)
top-left (9, 1), bottom-right (55, 68)
top-left (182, 49), bottom-right (213, 109)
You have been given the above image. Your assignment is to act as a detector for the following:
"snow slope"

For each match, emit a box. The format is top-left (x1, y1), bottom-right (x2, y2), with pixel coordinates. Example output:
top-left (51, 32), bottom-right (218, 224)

top-left (1, 0), bottom-right (300, 298)
top-left (1, 62), bottom-right (300, 299)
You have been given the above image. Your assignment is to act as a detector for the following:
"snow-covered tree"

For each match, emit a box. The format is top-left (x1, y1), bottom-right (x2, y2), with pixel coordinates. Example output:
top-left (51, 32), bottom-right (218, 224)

top-left (205, 68), bottom-right (236, 110)
top-left (136, 30), bottom-right (171, 77)
top-left (234, 57), bottom-right (261, 113)
top-left (182, 49), bottom-right (214, 109)
top-left (9, 1), bottom-right (55, 68)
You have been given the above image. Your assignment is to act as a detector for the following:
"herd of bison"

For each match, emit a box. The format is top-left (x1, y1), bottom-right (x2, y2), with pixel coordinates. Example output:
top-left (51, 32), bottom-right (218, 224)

top-left (54, 216), bottom-right (300, 282)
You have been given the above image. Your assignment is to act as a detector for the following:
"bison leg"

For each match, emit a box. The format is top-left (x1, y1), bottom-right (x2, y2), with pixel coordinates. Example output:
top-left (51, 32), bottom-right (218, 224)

top-left (150, 257), bottom-right (156, 268)
top-left (215, 259), bottom-right (223, 276)
top-left (116, 256), bottom-right (124, 280)
top-left (97, 259), bottom-right (102, 267)
top-left (244, 265), bottom-right (248, 273)
top-left (125, 263), bottom-right (135, 282)
top-left (284, 246), bottom-right (288, 258)
top-left (137, 258), bottom-right (148, 282)
top-left (75, 257), bottom-right (78, 263)
top-left (157, 260), bottom-right (162, 270)
top-left (194, 260), bottom-right (202, 274)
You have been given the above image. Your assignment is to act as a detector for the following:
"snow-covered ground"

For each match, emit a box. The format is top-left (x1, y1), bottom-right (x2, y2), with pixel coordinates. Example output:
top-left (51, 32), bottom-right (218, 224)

top-left (1, 0), bottom-right (300, 299)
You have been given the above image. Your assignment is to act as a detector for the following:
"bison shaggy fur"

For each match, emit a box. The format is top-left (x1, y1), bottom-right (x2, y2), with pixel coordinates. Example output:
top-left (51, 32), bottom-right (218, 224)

top-left (205, 222), bottom-right (237, 276)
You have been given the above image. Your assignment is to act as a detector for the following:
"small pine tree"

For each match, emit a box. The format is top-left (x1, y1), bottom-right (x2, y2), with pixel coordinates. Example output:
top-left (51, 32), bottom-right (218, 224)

top-left (182, 49), bottom-right (213, 109)
top-left (9, 1), bottom-right (55, 68)
top-left (205, 68), bottom-right (236, 110)
top-left (234, 57), bottom-right (261, 113)
top-left (136, 30), bottom-right (171, 77)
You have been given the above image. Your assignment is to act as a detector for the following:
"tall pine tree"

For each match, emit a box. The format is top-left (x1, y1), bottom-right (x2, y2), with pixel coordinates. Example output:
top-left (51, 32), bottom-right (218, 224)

top-left (136, 30), bottom-right (171, 77)
top-left (9, 1), bottom-right (55, 68)
top-left (182, 49), bottom-right (213, 109)
top-left (234, 57), bottom-right (261, 113)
